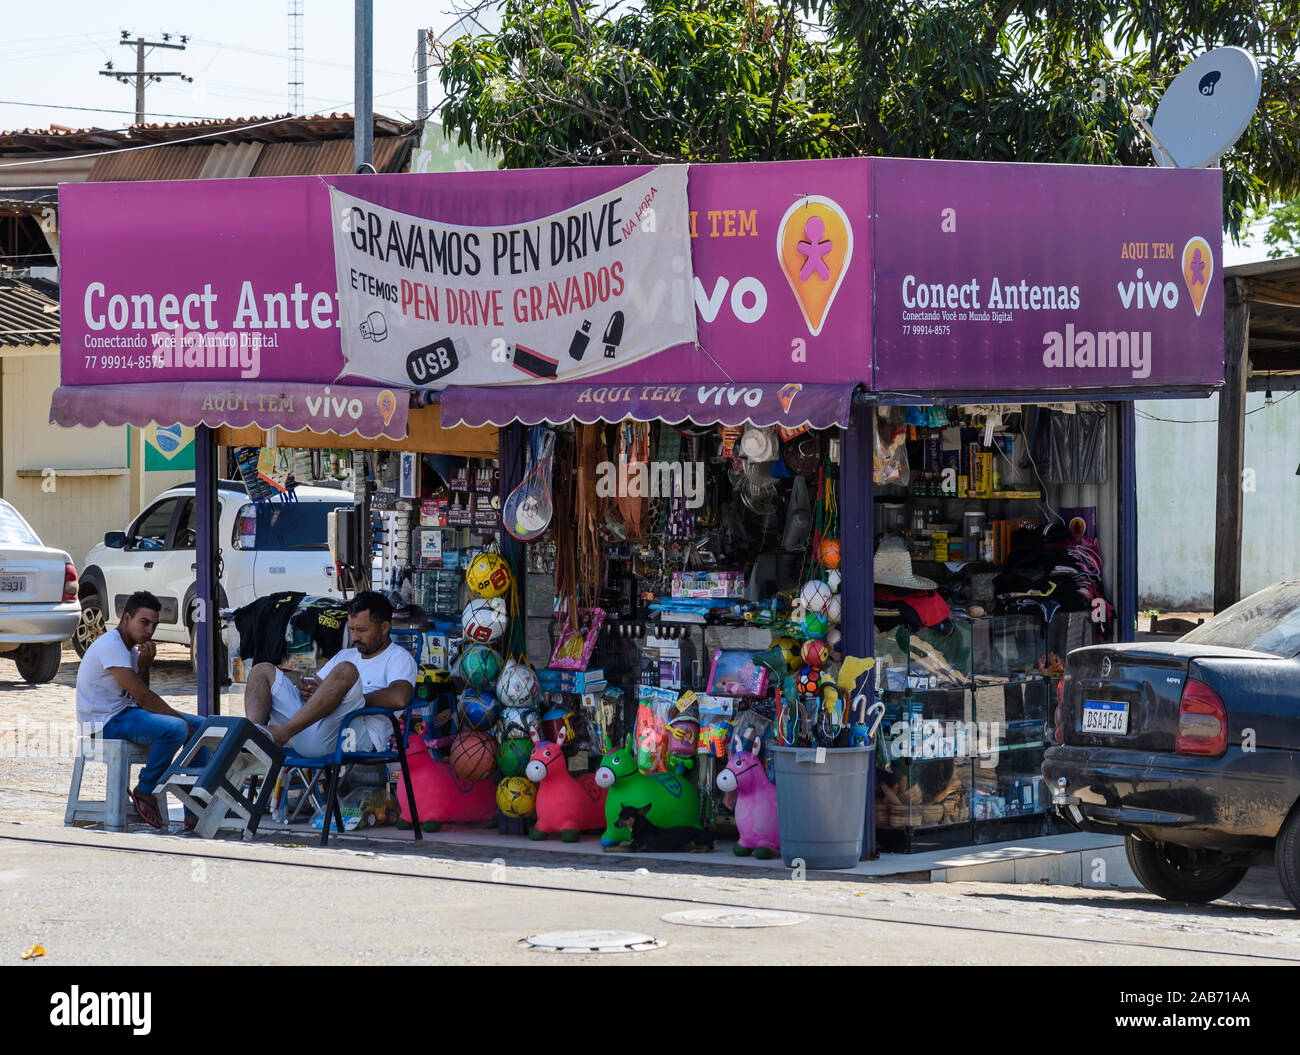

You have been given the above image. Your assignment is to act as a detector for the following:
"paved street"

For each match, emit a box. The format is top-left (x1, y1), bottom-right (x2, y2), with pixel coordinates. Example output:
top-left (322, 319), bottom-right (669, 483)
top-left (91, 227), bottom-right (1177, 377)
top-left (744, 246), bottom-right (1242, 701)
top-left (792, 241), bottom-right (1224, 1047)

top-left (2, 646), bottom-right (1298, 966)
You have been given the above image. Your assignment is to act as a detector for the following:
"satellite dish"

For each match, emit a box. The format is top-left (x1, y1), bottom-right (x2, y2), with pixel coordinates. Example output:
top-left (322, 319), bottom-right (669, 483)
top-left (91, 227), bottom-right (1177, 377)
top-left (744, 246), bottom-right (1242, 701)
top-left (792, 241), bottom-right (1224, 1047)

top-left (1137, 47), bottom-right (1261, 168)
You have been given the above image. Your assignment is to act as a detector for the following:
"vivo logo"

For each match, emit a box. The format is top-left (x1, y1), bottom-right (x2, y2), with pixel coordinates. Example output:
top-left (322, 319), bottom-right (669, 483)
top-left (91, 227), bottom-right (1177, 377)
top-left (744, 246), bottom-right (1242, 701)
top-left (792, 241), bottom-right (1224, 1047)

top-left (305, 387), bottom-right (363, 421)
top-left (1117, 268), bottom-right (1180, 310)
top-left (696, 385), bottom-right (763, 407)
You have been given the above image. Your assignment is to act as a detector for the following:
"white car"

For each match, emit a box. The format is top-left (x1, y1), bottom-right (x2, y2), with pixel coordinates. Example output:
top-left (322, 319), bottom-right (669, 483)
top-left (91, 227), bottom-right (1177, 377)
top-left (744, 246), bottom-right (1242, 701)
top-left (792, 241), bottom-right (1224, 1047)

top-left (0, 499), bottom-right (81, 684)
top-left (76, 480), bottom-right (353, 665)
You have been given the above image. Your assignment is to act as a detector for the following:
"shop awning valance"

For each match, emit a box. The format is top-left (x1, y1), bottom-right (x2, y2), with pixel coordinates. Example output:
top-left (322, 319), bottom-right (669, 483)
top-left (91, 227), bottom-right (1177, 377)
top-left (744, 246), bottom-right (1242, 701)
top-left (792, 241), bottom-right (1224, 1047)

top-left (49, 381), bottom-right (408, 440)
top-left (437, 382), bottom-right (859, 430)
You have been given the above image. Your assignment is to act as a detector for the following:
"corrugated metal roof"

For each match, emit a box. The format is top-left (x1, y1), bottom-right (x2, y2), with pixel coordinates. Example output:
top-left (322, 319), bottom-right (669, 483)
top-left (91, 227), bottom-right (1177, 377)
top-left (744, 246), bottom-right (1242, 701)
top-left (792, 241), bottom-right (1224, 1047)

top-left (87, 143), bottom-right (210, 182)
top-left (0, 156), bottom-right (96, 190)
top-left (0, 276), bottom-right (59, 348)
top-left (198, 141), bottom-right (264, 179)
top-left (0, 113), bottom-right (412, 155)
top-left (249, 134), bottom-right (410, 177)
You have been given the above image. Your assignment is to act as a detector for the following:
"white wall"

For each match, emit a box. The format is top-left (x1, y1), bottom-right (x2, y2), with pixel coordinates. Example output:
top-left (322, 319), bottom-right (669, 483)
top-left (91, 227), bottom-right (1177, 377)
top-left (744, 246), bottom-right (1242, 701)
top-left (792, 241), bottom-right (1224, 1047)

top-left (1, 350), bottom-right (132, 567)
top-left (1135, 391), bottom-right (1300, 610)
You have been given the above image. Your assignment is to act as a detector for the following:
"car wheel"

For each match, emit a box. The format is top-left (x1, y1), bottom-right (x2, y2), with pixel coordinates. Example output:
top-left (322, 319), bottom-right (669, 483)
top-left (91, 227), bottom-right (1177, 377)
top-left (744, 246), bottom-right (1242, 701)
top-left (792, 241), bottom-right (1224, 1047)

top-left (1276, 803), bottom-right (1300, 911)
top-left (15, 642), bottom-right (62, 684)
top-left (73, 594), bottom-right (106, 658)
top-left (1124, 834), bottom-right (1248, 904)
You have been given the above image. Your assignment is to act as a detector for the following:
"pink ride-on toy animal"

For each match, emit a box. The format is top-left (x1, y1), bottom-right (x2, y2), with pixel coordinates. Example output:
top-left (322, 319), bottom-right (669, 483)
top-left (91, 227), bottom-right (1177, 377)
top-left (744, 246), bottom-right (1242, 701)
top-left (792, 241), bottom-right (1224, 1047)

top-left (716, 740), bottom-right (780, 858)
top-left (396, 732), bottom-right (497, 832)
top-left (525, 728), bottom-right (606, 842)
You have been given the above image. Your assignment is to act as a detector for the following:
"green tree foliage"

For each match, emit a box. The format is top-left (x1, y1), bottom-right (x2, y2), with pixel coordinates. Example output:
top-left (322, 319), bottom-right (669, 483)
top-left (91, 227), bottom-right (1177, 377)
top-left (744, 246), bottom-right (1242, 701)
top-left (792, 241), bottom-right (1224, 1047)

top-left (437, 1), bottom-right (1300, 238)
top-left (437, 0), bottom-right (855, 165)
top-left (1253, 197), bottom-right (1300, 257)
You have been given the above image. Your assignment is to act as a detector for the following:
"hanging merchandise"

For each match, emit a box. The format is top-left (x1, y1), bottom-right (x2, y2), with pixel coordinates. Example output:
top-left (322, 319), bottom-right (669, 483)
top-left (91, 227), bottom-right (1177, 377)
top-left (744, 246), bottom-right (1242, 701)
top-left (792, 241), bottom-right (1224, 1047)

top-left (780, 474), bottom-right (813, 551)
top-left (782, 431), bottom-right (821, 477)
top-left (503, 428), bottom-right (556, 541)
top-left (465, 545), bottom-right (513, 599)
top-left (457, 687), bottom-right (501, 732)
top-left (462, 596), bottom-right (508, 643)
top-left (233, 446), bottom-right (286, 503)
top-left (497, 658), bottom-right (542, 709)
top-left (457, 644), bottom-right (504, 691)
top-left (613, 421), bottom-right (651, 541)
top-left (738, 425), bottom-right (779, 464)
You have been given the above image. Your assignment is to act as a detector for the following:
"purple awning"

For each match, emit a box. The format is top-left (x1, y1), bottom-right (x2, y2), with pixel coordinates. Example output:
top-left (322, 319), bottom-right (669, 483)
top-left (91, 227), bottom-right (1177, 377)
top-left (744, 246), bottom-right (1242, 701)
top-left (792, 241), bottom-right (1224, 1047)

top-left (438, 382), bottom-right (859, 429)
top-left (50, 381), bottom-right (408, 440)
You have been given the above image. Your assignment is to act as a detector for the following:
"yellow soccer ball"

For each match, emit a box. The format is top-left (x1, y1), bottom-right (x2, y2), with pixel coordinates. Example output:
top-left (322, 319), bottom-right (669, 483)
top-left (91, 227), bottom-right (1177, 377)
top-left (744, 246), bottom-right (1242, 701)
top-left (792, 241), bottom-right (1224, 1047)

top-left (466, 550), bottom-right (513, 599)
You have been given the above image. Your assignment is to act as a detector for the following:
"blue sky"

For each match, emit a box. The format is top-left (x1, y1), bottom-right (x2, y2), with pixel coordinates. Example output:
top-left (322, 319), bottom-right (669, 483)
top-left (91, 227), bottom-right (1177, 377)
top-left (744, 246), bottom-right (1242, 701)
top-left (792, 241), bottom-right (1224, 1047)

top-left (0, 1), bottom-right (498, 132)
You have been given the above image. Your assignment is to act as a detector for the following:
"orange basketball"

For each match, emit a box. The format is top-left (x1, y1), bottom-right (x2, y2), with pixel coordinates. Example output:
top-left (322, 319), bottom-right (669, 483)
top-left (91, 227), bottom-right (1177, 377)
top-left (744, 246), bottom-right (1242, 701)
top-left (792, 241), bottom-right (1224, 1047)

top-left (449, 730), bottom-right (498, 782)
top-left (820, 538), bottom-right (841, 568)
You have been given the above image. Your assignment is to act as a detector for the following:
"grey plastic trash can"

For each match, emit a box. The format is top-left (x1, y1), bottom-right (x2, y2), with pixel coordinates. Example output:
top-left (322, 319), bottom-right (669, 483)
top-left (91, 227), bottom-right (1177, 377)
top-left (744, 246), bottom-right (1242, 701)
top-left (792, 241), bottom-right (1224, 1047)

top-left (771, 746), bottom-right (873, 869)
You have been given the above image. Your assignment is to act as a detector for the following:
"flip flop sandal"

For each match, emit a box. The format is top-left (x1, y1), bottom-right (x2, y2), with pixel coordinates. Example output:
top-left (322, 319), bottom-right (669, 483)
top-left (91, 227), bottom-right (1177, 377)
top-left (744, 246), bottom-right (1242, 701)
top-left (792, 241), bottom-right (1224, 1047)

top-left (129, 787), bottom-right (164, 829)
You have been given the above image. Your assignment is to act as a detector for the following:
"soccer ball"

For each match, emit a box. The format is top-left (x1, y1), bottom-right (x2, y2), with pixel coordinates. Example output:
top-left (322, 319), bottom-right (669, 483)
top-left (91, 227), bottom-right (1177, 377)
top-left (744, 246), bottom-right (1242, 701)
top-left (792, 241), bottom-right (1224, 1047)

top-left (802, 638), bottom-right (832, 668)
top-left (774, 635), bottom-right (803, 673)
top-left (457, 687), bottom-right (499, 731)
top-left (825, 595), bottom-right (842, 624)
top-left (466, 550), bottom-right (513, 599)
top-left (826, 568), bottom-right (842, 593)
top-left (803, 610), bottom-right (830, 637)
top-left (458, 644), bottom-right (503, 691)
top-left (497, 735), bottom-right (534, 777)
top-left (449, 730), bottom-right (497, 782)
top-left (799, 578), bottom-right (833, 615)
top-left (498, 706), bottom-right (538, 741)
top-left (820, 538), bottom-right (841, 569)
top-left (496, 659), bottom-right (540, 709)
top-left (496, 776), bottom-right (537, 818)
top-left (796, 665), bottom-right (821, 696)
top-left (462, 597), bottom-right (508, 643)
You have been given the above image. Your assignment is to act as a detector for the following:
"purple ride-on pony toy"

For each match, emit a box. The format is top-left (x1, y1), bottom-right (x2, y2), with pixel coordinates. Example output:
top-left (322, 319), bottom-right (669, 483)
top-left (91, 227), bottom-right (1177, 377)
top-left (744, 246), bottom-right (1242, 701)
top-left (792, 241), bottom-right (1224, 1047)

top-left (716, 738), bottom-right (780, 858)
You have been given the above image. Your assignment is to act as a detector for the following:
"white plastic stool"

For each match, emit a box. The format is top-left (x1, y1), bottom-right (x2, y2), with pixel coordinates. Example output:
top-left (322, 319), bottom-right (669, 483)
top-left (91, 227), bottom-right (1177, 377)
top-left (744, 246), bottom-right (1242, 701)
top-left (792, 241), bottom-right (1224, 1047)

top-left (65, 736), bottom-right (153, 831)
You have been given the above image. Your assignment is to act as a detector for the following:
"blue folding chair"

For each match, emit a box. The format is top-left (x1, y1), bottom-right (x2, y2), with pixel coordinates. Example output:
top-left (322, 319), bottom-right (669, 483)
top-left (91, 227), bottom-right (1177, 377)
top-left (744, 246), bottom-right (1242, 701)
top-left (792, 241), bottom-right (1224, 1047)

top-left (390, 628), bottom-right (423, 665)
top-left (280, 707), bottom-right (422, 847)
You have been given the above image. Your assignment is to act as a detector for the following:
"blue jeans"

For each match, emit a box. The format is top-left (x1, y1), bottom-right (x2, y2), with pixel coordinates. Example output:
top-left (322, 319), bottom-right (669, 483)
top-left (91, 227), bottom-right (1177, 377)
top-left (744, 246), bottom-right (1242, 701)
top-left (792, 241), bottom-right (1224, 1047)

top-left (102, 707), bottom-right (205, 794)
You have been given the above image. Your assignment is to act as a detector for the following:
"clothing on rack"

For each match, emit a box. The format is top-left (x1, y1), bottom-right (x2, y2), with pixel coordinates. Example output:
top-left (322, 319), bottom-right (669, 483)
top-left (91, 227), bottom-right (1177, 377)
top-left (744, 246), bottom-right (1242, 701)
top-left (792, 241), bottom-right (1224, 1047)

top-left (231, 591), bottom-right (306, 666)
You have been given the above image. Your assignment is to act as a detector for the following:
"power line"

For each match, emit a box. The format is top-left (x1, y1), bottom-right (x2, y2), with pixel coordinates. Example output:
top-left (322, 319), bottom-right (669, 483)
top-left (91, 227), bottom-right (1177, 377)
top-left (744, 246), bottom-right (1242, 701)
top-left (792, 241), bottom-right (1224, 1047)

top-left (1135, 389), bottom-right (1298, 424)
top-left (0, 99), bottom-right (211, 122)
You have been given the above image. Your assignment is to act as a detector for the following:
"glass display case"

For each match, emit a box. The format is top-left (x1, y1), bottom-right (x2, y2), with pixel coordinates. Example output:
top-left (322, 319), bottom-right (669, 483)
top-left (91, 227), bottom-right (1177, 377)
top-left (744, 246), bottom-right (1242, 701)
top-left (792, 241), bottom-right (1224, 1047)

top-left (874, 616), bottom-right (1066, 852)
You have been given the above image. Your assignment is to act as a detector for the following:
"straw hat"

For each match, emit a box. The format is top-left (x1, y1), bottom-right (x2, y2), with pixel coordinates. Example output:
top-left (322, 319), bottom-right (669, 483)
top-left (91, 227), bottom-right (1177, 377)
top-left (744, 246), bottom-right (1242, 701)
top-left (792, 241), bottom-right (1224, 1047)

top-left (874, 534), bottom-right (936, 591)
top-left (738, 425), bottom-right (779, 463)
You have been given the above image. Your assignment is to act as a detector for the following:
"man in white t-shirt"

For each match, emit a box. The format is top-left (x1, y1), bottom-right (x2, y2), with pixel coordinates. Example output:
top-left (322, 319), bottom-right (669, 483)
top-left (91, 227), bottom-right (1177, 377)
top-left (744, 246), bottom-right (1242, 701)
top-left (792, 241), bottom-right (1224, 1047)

top-left (243, 591), bottom-right (417, 756)
top-left (76, 590), bottom-right (204, 829)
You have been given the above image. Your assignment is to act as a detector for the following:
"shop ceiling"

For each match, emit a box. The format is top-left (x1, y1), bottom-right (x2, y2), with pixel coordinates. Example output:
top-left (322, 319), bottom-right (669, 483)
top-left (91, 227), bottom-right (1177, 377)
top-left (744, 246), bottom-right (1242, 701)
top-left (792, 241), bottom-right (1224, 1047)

top-left (1227, 256), bottom-right (1300, 388)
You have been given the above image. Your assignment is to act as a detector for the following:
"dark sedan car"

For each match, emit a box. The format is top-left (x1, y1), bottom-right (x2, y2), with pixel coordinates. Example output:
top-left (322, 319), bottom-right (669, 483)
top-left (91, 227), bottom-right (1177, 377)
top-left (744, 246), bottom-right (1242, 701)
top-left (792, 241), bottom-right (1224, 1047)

top-left (1043, 581), bottom-right (1300, 909)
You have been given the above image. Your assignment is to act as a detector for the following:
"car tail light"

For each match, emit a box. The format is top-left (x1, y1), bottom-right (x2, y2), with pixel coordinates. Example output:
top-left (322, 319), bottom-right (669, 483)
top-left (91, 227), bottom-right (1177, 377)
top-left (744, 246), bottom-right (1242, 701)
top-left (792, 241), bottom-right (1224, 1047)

top-left (62, 562), bottom-right (78, 603)
top-left (1175, 678), bottom-right (1227, 756)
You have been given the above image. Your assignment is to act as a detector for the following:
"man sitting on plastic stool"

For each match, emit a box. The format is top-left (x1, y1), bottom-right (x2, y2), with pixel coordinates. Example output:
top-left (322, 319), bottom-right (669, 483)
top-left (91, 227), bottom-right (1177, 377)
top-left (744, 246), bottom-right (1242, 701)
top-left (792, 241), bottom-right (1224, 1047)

top-left (75, 590), bottom-right (205, 830)
top-left (243, 591), bottom-right (417, 755)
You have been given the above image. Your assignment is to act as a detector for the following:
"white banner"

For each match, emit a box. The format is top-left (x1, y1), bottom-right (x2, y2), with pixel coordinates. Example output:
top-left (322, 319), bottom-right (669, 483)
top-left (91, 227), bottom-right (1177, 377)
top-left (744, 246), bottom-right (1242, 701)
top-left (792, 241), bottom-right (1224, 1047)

top-left (330, 167), bottom-right (696, 387)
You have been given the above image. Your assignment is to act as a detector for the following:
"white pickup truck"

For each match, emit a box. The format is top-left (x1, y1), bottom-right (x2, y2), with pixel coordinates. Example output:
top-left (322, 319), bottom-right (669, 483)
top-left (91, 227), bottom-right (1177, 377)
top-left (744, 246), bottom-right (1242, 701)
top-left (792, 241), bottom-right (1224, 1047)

top-left (76, 480), bottom-right (353, 665)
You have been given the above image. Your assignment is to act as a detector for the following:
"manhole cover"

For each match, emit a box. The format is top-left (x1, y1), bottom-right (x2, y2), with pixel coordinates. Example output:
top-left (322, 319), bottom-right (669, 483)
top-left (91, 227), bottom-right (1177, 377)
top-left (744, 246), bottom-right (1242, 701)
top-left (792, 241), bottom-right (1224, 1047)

top-left (661, 909), bottom-right (809, 929)
top-left (518, 930), bottom-right (667, 953)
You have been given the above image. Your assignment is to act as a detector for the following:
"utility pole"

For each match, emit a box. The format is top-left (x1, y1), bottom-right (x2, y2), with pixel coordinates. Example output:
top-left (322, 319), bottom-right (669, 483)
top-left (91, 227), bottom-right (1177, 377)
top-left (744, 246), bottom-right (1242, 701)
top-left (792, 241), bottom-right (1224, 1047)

top-left (100, 31), bottom-right (192, 125)
top-left (416, 28), bottom-right (430, 127)
top-left (354, 0), bottom-right (374, 172)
